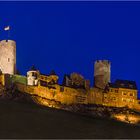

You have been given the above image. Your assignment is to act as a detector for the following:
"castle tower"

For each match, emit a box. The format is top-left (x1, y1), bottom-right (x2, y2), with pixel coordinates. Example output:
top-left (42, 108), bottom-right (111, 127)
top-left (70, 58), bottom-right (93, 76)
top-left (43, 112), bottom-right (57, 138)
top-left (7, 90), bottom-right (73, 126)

top-left (0, 40), bottom-right (16, 75)
top-left (94, 60), bottom-right (111, 89)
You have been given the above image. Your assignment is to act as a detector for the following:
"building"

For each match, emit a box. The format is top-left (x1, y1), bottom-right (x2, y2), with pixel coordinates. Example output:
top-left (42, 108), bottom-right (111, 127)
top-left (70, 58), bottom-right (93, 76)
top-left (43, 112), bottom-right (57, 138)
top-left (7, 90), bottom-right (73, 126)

top-left (0, 39), bottom-right (139, 111)
top-left (103, 79), bottom-right (138, 108)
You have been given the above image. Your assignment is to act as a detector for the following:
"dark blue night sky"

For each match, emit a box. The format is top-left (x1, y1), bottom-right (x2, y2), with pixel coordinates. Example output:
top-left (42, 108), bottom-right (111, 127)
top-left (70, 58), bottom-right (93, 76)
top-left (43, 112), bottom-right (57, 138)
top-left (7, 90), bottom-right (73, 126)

top-left (0, 1), bottom-right (140, 92)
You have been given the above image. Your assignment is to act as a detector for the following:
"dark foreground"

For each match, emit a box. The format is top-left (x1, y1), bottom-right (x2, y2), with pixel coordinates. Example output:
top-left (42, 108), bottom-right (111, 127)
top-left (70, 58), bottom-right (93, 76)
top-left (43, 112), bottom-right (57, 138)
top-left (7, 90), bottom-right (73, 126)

top-left (0, 100), bottom-right (140, 139)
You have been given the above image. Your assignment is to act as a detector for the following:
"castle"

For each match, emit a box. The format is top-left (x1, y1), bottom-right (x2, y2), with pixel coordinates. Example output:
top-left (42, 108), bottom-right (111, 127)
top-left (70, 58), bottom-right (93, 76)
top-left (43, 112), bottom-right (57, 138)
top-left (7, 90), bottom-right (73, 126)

top-left (0, 39), bottom-right (140, 110)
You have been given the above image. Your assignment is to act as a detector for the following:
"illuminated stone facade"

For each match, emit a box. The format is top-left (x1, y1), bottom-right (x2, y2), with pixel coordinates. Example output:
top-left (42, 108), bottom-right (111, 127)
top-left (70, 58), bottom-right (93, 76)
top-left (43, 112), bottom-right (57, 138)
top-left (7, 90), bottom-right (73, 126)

top-left (0, 39), bottom-right (139, 111)
top-left (14, 74), bottom-right (140, 111)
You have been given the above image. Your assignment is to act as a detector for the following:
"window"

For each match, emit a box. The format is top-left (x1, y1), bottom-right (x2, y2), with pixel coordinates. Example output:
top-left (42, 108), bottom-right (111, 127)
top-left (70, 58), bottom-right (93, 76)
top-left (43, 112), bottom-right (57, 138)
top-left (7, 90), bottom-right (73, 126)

top-left (32, 72), bottom-right (37, 78)
top-left (40, 80), bottom-right (47, 87)
top-left (8, 58), bottom-right (10, 62)
top-left (112, 97), bottom-right (116, 101)
top-left (115, 90), bottom-right (118, 93)
top-left (110, 89), bottom-right (113, 92)
top-left (130, 93), bottom-right (134, 96)
top-left (123, 92), bottom-right (127, 96)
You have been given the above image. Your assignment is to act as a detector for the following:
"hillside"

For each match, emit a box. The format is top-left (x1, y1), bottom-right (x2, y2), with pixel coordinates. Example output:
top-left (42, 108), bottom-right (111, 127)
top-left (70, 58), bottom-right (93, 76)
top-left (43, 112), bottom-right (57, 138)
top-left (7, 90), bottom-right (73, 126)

top-left (0, 100), bottom-right (140, 139)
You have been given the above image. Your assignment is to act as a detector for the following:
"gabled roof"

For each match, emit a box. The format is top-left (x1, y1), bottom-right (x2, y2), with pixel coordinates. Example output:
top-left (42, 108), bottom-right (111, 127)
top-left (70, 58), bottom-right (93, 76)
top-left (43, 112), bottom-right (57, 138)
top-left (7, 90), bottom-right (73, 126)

top-left (109, 79), bottom-right (137, 90)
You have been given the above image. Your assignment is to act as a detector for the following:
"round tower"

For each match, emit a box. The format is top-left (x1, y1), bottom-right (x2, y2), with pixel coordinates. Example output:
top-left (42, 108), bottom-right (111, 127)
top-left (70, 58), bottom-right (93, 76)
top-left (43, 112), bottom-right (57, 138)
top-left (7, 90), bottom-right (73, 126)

top-left (94, 60), bottom-right (111, 89)
top-left (0, 40), bottom-right (16, 75)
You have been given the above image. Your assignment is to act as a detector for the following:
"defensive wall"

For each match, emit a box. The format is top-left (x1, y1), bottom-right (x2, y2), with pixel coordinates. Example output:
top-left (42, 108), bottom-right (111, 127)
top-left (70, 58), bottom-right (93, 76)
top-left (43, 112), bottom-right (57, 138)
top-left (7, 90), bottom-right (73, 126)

top-left (16, 82), bottom-right (88, 105)
top-left (0, 70), bottom-right (140, 111)
top-left (15, 80), bottom-right (140, 111)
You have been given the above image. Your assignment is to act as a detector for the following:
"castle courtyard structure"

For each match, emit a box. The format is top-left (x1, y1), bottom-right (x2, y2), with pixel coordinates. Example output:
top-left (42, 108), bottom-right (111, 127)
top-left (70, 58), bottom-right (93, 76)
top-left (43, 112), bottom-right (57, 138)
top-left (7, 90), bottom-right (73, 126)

top-left (0, 39), bottom-right (140, 111)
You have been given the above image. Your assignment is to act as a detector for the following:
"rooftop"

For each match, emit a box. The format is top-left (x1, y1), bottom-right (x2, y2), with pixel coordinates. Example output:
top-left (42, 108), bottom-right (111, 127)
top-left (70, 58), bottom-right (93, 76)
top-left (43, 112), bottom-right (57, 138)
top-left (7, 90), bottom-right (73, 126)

top-left (109, 79), bottom-right (137, 90)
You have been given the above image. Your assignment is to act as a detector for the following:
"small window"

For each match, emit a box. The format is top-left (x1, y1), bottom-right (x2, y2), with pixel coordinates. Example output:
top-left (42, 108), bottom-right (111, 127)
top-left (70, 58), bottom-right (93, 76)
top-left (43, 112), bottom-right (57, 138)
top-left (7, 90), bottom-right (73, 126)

top-left (110, 89), bottom-right (113, 92)
top-left (112, 97), bottom-right (116, 101)
top-left (123, 92), bottom-right (127, 96)
top-left (32, 72), bottom-right (37, 78)
top-left (40, 80), bottom-right (47, 87)
top-left (115, 90), bottom-right (118, 93)
top-left (130, 93), bottom-right (134, 96)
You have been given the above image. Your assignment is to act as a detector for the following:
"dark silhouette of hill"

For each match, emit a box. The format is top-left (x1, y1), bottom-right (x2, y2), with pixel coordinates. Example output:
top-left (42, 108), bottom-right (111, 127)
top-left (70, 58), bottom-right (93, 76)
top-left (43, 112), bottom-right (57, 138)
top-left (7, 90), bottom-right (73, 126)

top-left (0, 100), bottom-right (140, 139)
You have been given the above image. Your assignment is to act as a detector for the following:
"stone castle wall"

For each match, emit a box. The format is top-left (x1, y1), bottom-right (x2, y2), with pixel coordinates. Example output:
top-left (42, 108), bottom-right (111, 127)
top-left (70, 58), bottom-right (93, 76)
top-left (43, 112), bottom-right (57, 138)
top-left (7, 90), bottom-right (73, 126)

top-left (16, 83), bottom-right (88, 105)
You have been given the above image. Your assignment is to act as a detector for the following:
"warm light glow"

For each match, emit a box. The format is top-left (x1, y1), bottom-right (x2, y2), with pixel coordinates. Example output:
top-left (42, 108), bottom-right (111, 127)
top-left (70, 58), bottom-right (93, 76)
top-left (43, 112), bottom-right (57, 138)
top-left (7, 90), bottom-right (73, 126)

top-left (113, 114), bottom-right (140, 124)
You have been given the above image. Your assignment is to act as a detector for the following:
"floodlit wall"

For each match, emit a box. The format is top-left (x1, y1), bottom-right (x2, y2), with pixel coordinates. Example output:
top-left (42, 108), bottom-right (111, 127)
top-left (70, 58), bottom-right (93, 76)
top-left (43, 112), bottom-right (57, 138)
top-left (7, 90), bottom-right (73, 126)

top-left (16, 83), bottom-right (88, 105)
top-left (102, 88), bottom-right (138, 109)
top-left (14, 82), bottom-right (140, 111)
top-left (87, 88), bottom-right (104, 105)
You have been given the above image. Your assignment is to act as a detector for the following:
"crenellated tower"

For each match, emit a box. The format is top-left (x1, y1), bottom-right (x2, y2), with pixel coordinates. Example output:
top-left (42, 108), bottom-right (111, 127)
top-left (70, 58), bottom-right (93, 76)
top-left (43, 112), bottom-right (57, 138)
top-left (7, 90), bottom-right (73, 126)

top-left (94, 60), bottom-right (111, 89)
